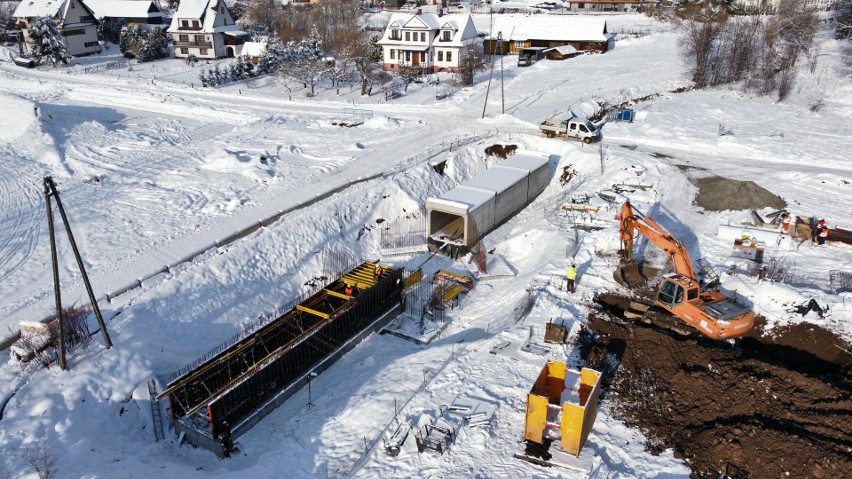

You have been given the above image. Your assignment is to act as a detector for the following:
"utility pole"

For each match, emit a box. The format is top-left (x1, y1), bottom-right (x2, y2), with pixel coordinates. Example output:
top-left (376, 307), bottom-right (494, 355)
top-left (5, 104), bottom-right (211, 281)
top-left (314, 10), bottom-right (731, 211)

top-left (44, 177), bottom-right (113, 357)
top-left (44, 180), bottom-right (66, 370)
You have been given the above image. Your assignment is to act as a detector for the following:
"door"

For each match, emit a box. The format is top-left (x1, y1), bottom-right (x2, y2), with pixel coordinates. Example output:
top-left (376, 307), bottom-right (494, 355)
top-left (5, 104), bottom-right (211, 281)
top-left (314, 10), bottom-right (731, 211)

top-left (412, 52), bottom-right (419, 66)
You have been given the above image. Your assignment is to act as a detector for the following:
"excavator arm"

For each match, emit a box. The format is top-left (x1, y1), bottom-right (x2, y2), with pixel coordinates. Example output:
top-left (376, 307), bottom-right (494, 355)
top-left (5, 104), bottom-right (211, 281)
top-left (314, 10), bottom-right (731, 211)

top-left (618, 202), bottom-right (696, 280)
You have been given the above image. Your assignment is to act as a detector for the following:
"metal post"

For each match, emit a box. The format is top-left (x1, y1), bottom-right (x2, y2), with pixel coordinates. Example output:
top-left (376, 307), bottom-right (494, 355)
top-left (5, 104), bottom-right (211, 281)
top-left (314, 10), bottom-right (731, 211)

top-left (499, 31), bottom-right (504, 115)
top-left (45, 177), bottom-right (113, 349)
top-left (44, 179), bottom-right (66, 370)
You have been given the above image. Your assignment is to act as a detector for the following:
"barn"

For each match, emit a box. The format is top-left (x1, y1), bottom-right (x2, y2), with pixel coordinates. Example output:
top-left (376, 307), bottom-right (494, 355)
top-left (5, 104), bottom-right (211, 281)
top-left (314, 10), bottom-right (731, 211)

top-left (483, 15), bottom-right (614, 55)
top-left (427, 150), bottom-right (552, 254)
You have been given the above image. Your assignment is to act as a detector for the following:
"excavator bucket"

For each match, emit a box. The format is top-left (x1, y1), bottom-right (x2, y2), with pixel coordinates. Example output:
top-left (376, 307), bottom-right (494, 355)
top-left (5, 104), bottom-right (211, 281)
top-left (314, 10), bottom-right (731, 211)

top-left (614, 260), bottom-right (645, 289)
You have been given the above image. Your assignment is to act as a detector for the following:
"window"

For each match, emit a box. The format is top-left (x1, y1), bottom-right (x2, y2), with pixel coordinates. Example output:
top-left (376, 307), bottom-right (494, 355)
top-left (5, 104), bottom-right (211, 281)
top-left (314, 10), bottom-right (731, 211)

top-left (515, 41), bottom-right (524, 49)
top-left (180, 47), bottom-right (189, 54)
top-left (687, 288), bottom-right (698, 301)
top-left (579, 125), bottom-right (588, 133)
top-left (81, 15), bottom-right (94, 21)
top-left (446, 51), bottom-right (451, 62)
top-left (84, 41), bottom-right (98, 47)
top-left (422, 51), bottom-right (427, 62)
top-left (64, 28), bottom-right (85, 36)
top-left (442, 30), bottom-right (451, 41)
top-left (179, 34), bottom-right (189, 42)
top-left (200, 48), bottom-right (208, 55)
top-left (420, 32), bottom-right (425, 42)
top-left (220, 6), bottom-right (224, 13)
top-left (192, 20), bottom-right (200, 28)
top-left (405, 51), bottom-right (410, 62)
top-left (438, 51), bottom-right (443, 61)
top-left (405, 31), bottom-right (410, 41)
top-left (181, 20), bottom-right (189, 27)
top-left (195, 34), bottom-right (205, 42)
top-left (578, 2), bottom-right (585, 8)
top-left (391, 29), bottom-right (400, 40)
top-left (390, 49), bottom-right (395, 59)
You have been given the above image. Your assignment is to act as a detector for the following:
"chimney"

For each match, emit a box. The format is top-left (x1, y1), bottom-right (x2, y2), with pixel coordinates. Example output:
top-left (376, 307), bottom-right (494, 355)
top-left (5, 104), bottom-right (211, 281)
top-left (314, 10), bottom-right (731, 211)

top-left (438, 8), bottom-right (443, 17)
top-left (416, 8), bottom-right (422, 15)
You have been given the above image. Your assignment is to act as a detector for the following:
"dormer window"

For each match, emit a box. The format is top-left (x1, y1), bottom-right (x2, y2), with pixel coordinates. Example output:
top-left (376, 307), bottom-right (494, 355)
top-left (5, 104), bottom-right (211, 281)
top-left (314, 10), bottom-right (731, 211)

top-left (442, 30), bottom-right (451, 41)
top-left (390, 28), bottom-right (400, 40)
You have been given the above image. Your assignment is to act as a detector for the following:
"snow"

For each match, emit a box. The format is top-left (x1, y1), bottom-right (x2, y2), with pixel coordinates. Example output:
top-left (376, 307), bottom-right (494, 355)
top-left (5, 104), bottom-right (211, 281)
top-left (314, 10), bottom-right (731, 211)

top-left (0, 10), bottom-right (850, 479)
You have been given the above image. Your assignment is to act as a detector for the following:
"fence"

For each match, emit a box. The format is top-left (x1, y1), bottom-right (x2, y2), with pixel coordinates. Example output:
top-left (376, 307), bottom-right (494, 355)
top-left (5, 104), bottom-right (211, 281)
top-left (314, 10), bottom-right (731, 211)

top-left (67, 61), bottom-right (130, 75)
top-left (380, 209), bottom-right (428, 252)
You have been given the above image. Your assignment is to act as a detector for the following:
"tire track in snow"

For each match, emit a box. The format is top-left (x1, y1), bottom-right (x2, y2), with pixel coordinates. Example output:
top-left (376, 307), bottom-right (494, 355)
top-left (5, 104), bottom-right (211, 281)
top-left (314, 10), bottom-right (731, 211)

top-left (0, 150), bottom-right (44, 283)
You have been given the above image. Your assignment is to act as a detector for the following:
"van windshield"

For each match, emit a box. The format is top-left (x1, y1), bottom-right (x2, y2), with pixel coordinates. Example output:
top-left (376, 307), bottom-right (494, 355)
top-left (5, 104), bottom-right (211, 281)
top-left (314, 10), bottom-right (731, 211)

top-left (585, 121), bottom-right (596, 132)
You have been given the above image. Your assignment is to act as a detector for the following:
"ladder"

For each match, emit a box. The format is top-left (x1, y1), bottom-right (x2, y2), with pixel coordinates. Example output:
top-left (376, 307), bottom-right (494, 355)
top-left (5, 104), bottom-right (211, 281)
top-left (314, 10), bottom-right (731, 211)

top-left (148, 379), bottom-right (165, 441)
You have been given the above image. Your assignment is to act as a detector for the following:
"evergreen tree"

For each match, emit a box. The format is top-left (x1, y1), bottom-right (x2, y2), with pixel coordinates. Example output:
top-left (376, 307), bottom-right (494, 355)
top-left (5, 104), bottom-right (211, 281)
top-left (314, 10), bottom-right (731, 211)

top-left (140, 27), bottom-right (168, 61)
top-left (28, 16), bottom-right (69, 65)
top-left (97, 17), bottom-right (126, 44)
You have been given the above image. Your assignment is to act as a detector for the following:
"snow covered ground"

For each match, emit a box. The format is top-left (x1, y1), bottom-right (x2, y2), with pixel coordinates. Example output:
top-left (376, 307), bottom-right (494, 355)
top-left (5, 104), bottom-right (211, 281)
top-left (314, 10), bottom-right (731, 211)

top-left (0, 12), bottom-right (850, 479)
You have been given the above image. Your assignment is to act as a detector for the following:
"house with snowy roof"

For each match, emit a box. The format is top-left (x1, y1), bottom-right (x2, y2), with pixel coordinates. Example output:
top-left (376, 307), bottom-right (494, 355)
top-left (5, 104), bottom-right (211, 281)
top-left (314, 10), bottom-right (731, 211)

top-left (168, 0), bottom-right (247, 60)
top-left (13, 0), bottom-right (101, 57)
top-left (377, 10), bottom-right (478, 73)
top-left (566, 0), bottom-right (656, 12)
top-left (84, 0), bottom-right (166, 27)
top-left (483, 15), bottom-right (614, 55)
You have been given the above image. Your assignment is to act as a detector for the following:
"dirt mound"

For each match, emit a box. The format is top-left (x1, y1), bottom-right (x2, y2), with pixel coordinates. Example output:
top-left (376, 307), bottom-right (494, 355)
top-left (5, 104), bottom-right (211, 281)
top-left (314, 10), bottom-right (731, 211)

top-left (484, 144), bottom-right (518, 159)
top-left (582, 313), bottom-right (852, 479)
top-left (694, 176), bottom-right (786, 212)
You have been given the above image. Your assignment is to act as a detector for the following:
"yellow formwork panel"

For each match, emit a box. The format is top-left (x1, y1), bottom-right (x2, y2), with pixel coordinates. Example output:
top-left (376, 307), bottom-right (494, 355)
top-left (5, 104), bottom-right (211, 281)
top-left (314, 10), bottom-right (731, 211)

top-left (524, 393), bottom-right (549, 444)
top-left (403, 269), bottom-right (423, 289)
top-left (296, 304), bottom-right (331, 320)
top-left (560, 402), bottom-right (585, 455)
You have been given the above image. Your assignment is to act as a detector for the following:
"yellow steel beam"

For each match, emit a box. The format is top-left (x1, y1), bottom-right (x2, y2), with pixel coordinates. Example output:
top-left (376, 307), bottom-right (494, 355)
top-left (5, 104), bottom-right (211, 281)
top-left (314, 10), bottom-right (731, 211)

top-left (324, 289), bottom-right (353, 300)
top-left (296, 304), bottom-right (331, 319)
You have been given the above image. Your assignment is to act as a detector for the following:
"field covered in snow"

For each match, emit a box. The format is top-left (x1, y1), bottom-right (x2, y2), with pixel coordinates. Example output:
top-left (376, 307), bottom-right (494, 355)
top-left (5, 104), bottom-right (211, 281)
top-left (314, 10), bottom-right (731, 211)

top-left (0, 11), bottom-right (851, 479)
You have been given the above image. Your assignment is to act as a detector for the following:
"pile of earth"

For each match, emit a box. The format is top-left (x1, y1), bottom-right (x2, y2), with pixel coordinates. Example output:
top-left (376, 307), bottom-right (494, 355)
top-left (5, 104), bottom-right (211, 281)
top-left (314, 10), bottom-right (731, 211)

top-left (694, 175), bottom-right (787, 212)
top-left (581, 313), bottom-right (852, 479)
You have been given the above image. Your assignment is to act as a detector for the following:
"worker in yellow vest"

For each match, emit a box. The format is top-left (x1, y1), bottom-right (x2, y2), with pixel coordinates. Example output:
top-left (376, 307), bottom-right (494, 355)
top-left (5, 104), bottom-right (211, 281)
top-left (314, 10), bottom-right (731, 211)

top-left (566, 264), bottom-right (576, 293)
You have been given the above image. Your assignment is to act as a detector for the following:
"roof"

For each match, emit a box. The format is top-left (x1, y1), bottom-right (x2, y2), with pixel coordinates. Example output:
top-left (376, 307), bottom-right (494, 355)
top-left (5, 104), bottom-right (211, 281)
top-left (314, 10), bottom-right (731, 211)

top-left (240, 41), bottom-right (266, 57)
top-left (545, 44), bottom-right (579, 55)
top-left (84, 0), bottom-right (164, 19)
top-left (427, 149), bottom-right (551, 212)
top-left (169, 0), bottom-right (240, 33)
top-left (488, 14), bottom-right (610, 43)
top-left (14, 0), bottom-right (66, 18)
top-left (377, 12), bottom-right (478, 48)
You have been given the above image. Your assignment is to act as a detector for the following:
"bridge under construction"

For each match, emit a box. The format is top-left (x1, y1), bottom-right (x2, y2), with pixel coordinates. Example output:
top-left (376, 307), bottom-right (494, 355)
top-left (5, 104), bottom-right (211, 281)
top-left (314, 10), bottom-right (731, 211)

top-left (160, 261), bottom-right (404, 456)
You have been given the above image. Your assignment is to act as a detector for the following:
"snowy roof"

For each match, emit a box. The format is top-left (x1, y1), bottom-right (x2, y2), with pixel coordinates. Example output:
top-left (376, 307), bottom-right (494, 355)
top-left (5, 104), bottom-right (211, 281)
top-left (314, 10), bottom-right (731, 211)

top-left (430, 185), bottom-right (496, 212)
top-left (84, 0), bottom-right (164, 19)
top-left (488, 14), bottom-right (609, 43)
top-left (545, 44), bottom-right (579, 56)
top-left (240, 41), bottom-right (266, 58)
top-left (169, 0), bottom-right (238, 33)
top-left (377, 12), bottom-right (478, 48)
top-left (14, 0), bottom-right (66, 18)
top-left (500, 150), bottom-right (551, 172)
top-left (428, 150), bottom-right (551, 211)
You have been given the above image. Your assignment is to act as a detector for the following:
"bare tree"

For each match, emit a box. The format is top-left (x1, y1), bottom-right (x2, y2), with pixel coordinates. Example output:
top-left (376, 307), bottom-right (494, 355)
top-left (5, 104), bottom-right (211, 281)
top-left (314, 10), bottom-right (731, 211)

top-left (457, 41), bottom-right (487, 86)
top-left (396, 61), bottom-right (421, 92)
top-left (675, 1), bottom-right (728, 88)
top-left (25, 439), bottom-right (62, 479)
top-left (349, 35), bottom-right (384, 96)
top-left (285, 56), bottom-right (327, 96)
top-left (0, 2), bottom-right (17, 32)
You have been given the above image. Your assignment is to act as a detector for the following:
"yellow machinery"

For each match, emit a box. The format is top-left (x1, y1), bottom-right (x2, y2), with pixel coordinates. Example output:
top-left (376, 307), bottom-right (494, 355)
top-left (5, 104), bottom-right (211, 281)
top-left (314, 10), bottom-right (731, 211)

top-left (524, 360), bottom-right (601, 456)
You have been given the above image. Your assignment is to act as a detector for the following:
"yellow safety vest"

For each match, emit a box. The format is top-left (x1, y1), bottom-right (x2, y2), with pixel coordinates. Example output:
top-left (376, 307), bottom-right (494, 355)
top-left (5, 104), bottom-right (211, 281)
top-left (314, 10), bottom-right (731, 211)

top-left (566, 267), bottom-right (576, 280)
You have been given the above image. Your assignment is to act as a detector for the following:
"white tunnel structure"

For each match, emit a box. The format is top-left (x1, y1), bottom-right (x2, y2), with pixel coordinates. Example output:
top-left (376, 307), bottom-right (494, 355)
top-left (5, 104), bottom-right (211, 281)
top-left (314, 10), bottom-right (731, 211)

top-left (427, 150), bottom-right (552, 250)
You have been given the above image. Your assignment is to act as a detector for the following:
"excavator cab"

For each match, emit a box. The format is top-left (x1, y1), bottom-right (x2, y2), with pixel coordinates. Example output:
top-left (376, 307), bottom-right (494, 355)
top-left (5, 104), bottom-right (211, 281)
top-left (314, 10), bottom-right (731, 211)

top-left (657, 277), bottom-right (699, 309)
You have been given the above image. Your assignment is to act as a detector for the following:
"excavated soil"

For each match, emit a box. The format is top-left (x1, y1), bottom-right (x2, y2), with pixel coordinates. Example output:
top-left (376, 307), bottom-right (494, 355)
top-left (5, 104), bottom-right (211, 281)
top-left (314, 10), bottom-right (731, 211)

top-left (694, 176), bottom-right (787, 212)
top-left (581, 313), bottom-right (852, 479)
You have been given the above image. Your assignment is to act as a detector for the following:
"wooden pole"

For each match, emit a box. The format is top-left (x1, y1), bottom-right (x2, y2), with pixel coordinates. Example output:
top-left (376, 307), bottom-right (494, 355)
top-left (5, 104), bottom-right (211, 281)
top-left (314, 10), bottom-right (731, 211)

top-left (44, 177), bottom-right (113, 349)
top-left (44, 178), bottom-right (66, 370)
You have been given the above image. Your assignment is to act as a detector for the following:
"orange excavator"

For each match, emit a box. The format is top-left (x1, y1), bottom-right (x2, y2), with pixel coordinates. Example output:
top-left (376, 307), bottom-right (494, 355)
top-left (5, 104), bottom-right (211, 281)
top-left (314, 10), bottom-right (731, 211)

top-left (614, 201), bottom-right (754, 340)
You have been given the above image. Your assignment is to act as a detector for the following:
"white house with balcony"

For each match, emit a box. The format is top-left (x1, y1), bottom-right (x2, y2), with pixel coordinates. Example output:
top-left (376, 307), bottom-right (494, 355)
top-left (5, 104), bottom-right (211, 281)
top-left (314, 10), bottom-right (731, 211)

top-left (14, 0), bottom-right (101, 57)
top-left (168, 0), bottom-right (248, 60)
top-left (377, 10), bottom-right (478, 73)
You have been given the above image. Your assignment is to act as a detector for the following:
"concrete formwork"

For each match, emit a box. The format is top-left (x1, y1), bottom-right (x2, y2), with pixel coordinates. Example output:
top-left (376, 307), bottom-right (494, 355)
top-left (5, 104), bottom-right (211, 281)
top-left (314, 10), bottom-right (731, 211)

top-left (163, 262), bottom-right (404, 456)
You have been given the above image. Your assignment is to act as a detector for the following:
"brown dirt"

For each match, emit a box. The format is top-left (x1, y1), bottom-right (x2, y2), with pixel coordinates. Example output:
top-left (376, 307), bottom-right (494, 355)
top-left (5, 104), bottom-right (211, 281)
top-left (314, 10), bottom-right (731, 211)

top-left (694, 176), bottom-right (787, 212)
top-left (582, 312), bottom-right (852, 479)
top-left (484, 144), bottom-right (518, 159)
